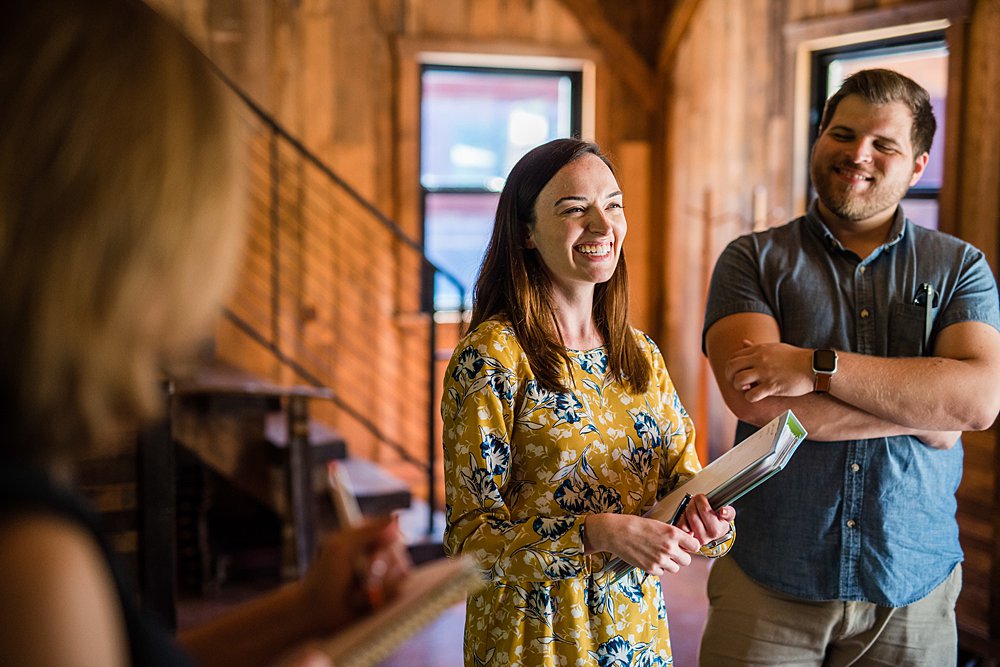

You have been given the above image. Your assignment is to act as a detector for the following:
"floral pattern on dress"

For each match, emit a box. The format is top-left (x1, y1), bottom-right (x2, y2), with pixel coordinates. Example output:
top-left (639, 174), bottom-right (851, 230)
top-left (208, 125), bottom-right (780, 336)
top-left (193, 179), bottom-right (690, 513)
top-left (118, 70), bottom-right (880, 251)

top-left (443, 319), bottom-right (730, 666)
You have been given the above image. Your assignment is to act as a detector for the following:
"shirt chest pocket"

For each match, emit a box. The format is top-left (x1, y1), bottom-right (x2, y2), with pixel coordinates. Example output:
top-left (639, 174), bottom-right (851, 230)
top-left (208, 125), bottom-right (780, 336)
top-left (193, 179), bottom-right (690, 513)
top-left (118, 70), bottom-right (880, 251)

top-left (888, 302), bottom-right (933, 357)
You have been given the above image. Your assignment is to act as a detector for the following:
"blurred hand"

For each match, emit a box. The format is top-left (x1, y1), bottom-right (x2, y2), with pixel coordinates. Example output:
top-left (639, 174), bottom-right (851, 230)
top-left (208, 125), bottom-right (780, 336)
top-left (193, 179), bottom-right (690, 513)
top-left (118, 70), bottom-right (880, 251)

top-left (268, 644), bottom-right (333, 667)
top-left (298, 517), bottom-right (412, 633)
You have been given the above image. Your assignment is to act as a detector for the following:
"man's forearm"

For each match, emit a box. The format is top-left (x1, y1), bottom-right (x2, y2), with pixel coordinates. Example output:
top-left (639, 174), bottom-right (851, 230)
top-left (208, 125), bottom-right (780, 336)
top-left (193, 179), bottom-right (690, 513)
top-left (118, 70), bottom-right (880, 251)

top-left (732, 392), bottom-right (936, 442)
top-left (830, 352), bottom-right (999, 432)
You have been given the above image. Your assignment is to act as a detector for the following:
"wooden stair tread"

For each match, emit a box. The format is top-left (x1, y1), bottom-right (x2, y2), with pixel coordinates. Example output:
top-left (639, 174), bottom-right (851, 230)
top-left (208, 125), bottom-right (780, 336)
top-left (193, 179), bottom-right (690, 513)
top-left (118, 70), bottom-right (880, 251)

top-left (171, 362), bottom-right (334, 400)
top-left (336, 457), bottom-right (412, 516)
top-left (264, 412), bottom-right (347, 461)
top-left (395, 498), bottom-right (445, 564)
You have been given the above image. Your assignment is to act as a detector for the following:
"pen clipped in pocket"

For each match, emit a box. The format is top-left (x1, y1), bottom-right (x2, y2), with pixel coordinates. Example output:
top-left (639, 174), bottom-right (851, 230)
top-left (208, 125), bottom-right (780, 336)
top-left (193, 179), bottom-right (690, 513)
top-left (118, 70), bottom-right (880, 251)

top-left (889, 293), bottom-right (937, 357)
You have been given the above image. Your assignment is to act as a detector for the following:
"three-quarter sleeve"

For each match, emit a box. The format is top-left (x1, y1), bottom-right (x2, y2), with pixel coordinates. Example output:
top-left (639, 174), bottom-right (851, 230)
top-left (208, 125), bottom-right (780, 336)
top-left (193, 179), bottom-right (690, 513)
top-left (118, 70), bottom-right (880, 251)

top-left (645, 335), bottom-right (735, 558)
top-left (442, 323), bottom-right (589, 583)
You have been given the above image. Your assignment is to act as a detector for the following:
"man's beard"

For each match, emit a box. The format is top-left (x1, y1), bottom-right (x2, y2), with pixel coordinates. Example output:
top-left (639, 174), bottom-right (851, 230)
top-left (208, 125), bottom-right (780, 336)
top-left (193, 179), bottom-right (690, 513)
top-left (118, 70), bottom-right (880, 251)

top-left (811, 161), bottom-right (912, 222)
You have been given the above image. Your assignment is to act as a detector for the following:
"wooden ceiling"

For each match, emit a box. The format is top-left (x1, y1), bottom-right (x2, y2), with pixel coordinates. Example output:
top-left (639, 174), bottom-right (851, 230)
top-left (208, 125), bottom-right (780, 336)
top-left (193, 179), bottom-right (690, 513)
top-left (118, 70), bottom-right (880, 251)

top-left (555, 0), bottom-right (700, 111)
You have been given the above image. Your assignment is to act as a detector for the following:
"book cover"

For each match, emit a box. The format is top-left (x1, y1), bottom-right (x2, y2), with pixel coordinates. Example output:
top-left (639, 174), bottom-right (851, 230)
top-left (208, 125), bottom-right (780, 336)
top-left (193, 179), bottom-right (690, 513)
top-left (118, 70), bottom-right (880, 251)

top-left (599, 410), bottom-right (807, 582)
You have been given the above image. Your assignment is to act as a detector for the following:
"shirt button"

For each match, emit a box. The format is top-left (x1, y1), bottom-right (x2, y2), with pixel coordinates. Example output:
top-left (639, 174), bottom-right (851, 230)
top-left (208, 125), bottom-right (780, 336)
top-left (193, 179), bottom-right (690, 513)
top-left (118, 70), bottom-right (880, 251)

top-left (860, 309), bottom-right (870, 318)
top-left (859, 266), bottom-right (866, 274)
top-left (850, 463), bottom-right (861, 472)
top-left (846, 519), bottom-right (857, 528)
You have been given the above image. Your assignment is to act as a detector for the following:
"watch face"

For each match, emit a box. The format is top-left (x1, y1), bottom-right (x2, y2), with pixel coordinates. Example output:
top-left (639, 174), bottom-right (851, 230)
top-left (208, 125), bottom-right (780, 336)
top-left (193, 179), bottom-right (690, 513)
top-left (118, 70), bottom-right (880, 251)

top-left (813, 349), bottom-right (837, 373)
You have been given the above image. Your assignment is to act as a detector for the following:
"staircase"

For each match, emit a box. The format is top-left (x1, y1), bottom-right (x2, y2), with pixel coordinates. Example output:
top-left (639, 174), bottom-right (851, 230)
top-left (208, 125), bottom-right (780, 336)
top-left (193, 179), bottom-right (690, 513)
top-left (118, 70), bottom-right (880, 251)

top-left (168, 362), bottom-right (443, 592)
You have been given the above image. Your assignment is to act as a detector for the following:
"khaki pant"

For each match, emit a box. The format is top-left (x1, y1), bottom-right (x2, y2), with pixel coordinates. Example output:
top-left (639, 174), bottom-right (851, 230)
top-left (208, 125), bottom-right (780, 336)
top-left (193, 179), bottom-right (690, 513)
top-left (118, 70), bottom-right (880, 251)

top-left (699, 557), bottom-right (961, 667)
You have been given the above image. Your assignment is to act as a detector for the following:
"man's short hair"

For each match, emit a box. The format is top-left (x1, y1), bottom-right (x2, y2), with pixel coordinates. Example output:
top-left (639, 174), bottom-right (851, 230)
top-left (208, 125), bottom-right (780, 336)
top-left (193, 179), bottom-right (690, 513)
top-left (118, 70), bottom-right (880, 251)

top-left (819, 68), bottom-right (937, 157)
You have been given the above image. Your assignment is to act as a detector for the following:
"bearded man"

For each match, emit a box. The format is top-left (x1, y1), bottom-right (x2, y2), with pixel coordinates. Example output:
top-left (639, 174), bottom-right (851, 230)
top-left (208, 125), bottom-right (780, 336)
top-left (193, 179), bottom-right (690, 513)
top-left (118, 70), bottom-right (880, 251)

top-left (700, 68), bottom-right (1000, 666)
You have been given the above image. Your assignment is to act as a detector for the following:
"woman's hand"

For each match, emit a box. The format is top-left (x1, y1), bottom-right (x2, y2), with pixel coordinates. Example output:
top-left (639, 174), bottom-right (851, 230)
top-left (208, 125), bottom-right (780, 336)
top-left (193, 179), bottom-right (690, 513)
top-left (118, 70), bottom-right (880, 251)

top-left (675, 494), bottom-right (734, 547)
top-left (297, 518), bottom-right (412, 634)
top-left (584, 513), bottom-right (700, 576)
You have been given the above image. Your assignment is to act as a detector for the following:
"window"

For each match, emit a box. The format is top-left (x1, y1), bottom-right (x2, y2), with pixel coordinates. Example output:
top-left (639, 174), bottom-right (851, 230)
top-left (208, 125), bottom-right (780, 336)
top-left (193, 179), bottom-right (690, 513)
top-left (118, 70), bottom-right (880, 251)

top-left (421, 65), bottom-right (583, 310)
top-left (809, 33), bottom-right (948, 229)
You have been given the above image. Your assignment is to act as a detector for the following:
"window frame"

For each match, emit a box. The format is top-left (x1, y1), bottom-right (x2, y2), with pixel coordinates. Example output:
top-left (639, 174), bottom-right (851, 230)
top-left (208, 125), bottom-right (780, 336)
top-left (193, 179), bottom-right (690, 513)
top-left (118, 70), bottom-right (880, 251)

top-left (420, 63), bottom-right (584, 311)
top-left (394, 38), bottom-right (602, 320)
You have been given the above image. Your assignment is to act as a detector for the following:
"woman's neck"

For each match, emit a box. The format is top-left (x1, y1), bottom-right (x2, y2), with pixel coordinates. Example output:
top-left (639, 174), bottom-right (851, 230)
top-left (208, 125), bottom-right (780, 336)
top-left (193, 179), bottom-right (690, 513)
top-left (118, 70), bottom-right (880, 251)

top-left (549, 287), bottom-right (602, 350)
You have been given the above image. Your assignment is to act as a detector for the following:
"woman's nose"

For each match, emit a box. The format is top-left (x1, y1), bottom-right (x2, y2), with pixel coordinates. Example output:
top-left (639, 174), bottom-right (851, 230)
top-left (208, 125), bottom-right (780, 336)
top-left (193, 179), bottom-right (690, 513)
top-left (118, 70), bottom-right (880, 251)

top-left (587, 209), bottom-right (614, 233)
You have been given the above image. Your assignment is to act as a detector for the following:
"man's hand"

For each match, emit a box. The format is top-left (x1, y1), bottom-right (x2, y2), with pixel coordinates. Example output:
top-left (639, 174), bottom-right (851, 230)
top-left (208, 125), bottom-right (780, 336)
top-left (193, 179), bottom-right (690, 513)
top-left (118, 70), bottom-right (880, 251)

top-left (726, 339), bottom-right (814, 402)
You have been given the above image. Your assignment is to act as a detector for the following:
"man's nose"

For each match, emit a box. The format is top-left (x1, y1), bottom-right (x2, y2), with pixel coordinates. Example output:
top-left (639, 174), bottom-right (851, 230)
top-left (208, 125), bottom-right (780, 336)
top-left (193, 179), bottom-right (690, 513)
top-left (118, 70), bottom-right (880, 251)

top-left (846, 138), bottom-right (873, 164)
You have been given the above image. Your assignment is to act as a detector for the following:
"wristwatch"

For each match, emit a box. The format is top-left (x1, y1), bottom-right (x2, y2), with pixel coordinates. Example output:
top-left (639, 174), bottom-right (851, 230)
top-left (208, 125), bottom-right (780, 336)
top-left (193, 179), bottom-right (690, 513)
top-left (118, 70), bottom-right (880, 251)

top-left (812, 349), bottom-right (838, 394)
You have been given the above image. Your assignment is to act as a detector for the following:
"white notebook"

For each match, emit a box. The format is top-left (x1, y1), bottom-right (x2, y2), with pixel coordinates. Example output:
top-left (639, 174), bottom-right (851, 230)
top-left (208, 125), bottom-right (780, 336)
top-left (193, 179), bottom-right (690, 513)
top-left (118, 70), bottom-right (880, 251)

top-left (600, 410), bottom-right (807, 582)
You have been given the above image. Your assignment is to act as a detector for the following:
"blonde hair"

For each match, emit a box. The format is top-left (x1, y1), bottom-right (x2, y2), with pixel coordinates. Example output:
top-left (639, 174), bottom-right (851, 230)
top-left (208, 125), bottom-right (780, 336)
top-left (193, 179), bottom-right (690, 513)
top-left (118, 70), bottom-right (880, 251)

top-left (0, 0), bottom-right (245, 458)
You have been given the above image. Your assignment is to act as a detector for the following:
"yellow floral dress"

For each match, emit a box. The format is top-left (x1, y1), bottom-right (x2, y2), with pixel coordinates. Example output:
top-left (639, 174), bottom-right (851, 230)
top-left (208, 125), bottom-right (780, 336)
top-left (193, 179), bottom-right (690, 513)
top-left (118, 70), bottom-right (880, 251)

top-left (442, 319), bottom-right (731, 667)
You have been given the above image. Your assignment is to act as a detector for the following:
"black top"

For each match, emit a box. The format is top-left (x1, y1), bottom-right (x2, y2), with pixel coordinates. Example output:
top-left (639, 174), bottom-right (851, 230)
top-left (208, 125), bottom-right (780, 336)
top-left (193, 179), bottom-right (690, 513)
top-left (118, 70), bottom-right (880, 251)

top-left (0, 457), bottom-right (195, 667)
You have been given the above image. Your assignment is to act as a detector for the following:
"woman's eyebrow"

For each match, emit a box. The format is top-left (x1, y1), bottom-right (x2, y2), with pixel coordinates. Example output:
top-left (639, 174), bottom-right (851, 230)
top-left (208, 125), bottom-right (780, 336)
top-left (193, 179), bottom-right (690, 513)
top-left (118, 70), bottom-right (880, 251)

top-left (553, 191), bottom-right (623, 207)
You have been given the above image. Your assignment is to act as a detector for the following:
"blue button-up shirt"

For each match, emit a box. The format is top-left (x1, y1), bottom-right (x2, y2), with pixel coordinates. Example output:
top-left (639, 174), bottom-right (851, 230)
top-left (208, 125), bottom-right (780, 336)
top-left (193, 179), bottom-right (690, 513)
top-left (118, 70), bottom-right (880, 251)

top-left (703, 202), bottom-right (1000, 606)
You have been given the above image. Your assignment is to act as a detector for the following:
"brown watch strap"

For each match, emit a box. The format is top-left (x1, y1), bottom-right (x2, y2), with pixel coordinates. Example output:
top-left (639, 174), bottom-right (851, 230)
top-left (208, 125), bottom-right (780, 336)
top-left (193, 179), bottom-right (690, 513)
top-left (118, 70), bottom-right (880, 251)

top-left (814, 372), bottom-right (833, 394)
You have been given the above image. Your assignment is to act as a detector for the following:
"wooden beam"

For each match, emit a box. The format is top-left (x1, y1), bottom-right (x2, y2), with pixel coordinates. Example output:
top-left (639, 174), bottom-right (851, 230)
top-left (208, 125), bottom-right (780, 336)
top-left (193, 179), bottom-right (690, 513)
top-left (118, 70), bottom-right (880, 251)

top-left (555, 0), bottom-right (658, 112)
top-left (657, 0), bottom-right (701, 74)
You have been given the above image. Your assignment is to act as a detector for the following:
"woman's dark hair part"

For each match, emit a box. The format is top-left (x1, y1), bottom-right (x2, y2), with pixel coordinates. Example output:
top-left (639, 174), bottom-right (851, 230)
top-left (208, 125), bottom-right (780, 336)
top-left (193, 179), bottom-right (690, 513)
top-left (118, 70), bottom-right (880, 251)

top-left (469, 138), bottom-right (651, 394)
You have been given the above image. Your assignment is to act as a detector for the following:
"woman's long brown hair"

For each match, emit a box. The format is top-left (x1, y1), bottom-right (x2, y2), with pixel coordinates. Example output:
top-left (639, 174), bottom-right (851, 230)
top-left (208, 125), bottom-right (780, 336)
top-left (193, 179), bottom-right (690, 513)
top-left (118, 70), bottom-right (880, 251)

top-left (468, 138), bottom-right (650, 395)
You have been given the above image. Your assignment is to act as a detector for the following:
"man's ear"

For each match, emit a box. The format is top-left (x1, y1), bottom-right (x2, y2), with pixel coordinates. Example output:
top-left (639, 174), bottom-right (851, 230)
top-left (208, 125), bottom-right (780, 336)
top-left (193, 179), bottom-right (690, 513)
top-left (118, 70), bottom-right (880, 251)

top-left (909, 152), bottom-right (930, 187)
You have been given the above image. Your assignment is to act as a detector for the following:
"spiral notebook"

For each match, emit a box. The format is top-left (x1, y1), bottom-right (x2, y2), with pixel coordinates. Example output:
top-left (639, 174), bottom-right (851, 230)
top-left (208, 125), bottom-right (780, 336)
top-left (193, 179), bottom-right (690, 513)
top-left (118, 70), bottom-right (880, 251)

top-left (320, 554), bottom-right (484, 667)
top-left (321, 461), bottom-right (485, 666)
top-left (599, 409), bottom-right (807, 583)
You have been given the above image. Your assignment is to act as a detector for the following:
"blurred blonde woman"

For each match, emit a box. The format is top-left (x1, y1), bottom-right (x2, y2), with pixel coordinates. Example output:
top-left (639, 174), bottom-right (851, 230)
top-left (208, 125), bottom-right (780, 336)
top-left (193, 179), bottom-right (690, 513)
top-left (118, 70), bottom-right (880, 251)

top-left (0, 2), bottom-right (406, 666)
top-left (442, 138), bottom-right (736, 666)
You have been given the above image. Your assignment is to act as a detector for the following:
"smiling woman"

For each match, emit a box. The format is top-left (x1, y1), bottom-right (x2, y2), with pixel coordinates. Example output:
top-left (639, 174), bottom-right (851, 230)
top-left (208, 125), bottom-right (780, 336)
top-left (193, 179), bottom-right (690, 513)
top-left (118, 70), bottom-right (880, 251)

top-left (441, 138), bottom-right (736, 666)
top-left (524, 152), bottom-right (626, 308)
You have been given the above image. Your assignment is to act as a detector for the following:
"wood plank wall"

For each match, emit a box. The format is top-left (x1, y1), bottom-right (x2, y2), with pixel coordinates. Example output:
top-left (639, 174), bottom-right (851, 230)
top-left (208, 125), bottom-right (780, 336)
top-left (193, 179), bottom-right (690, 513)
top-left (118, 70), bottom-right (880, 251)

top-left (662, 0), bottom-right (1000, 654)
top-left (146, 0), bottom-right (654, 502)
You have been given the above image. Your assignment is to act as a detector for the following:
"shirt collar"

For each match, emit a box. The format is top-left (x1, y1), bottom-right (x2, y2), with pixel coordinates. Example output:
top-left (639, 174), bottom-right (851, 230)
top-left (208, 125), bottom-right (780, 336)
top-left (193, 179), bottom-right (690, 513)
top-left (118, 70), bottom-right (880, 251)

top-left (805, 200), bottom-right (908, 256)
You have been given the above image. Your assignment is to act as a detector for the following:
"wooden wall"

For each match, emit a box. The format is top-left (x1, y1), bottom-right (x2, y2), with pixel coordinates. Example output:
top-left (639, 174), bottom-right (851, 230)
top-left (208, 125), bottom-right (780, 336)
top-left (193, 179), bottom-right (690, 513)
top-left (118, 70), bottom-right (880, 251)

top-left (148, 0), bottom-right (657, 225)
top-left (147, 0), bottom-right (654, 500)
top-left (661, 0), bottom-right (1000, 654)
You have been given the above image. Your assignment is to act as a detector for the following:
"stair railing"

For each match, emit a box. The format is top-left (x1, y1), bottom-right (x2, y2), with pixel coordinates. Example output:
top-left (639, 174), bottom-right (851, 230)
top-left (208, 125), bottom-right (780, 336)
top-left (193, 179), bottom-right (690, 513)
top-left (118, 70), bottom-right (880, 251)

top-left (215, 69), bottom-right (466, 536)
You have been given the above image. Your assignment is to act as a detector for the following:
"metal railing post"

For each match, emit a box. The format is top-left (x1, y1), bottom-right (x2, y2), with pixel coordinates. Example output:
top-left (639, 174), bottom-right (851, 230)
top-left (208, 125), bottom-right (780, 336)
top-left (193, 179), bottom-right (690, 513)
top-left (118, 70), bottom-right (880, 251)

top-left (427, 270), bottom-right (438, 536)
